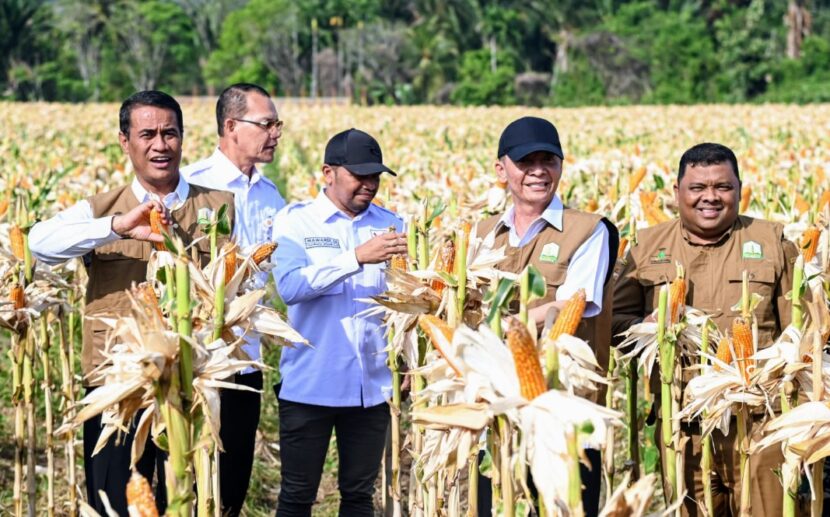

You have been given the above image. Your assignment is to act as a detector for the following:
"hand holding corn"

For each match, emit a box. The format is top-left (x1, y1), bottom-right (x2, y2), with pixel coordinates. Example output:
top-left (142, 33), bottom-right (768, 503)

top-left (355, 232), bottom-right (408, 265)
top-left (111, 200), bottom-right (172, 243)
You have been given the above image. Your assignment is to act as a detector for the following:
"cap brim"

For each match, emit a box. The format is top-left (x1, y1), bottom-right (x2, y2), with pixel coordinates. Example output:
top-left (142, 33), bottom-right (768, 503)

top-left (343, 163), bottom-right (397, 176)
top-left (504, 142), bottom-right (564, 161)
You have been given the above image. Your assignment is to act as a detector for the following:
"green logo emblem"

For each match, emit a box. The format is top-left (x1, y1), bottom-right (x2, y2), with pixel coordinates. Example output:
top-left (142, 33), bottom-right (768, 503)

top-left (197, 207), bottom-right (213, 225)
top-left (742, 241), bottom-right (763, 259)
top-left (539, 242), bottom-right (559, 264)
top-left (650, 248), bottom-right (670, 264)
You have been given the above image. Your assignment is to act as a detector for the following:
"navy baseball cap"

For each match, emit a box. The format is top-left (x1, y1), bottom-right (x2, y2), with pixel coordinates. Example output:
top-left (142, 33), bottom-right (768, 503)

top-left (324, 128), bottom-right (396, 176)
top-left (497, 117), bottom-right (564, 161)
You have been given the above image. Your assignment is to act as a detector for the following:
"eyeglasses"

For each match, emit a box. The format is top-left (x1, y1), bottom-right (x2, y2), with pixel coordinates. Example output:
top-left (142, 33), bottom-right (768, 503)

top-left (233, 118), bottom-right (284, 133)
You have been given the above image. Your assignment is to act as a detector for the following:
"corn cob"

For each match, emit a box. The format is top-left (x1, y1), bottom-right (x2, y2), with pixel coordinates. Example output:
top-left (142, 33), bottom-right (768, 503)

top-left (149, 209), bottom-right (167, 252)
top-left (430, 239), bottom-right (455, 295)
top-left (251, 242), bottom-right (277, 265)
top-left (714, 336), bottom-right (732, 372)
top-left (389, 254), bottom-right (408, 271)
top-left (507, 317), bottom-right (547, 400)
top-left (794, 195), bottom-right (810, 216)
top-left (223, 243), bottom-right (237, 286)
top-left (639, 191), bottom-right (657, 208)
top-left (10, 283), bottom-right (25, 309)
top-left (740, 185), bottom-right (751, 213)
top-left (9, 225), bottom-right (25, 260)
top-left (126, 471), bottom-right (159, 517)
top-left (418, 315), bottom-right (462, 377)
top-left (732, 317), bottom-right (754, 383)
top-left (309, 177), bottom-right (319, 198)
top-left (819, 190), bottom-right (830, 211)
top-left (801, 225), bottom-right (821, 262)
top-left (629, 166), bottom-right (647, 194)
top-left (0, 198), bottom-right (8, 218)
top-left (618, 238), bottom-right (629, 259)
top-left (668, 265), bottom-right (686, 325)
top-left (135, 283), bottom-right (164, 323)
top-left (585, 199), bottom-right (598, 212)
top-left (546, 289), bottom-right (587, 342)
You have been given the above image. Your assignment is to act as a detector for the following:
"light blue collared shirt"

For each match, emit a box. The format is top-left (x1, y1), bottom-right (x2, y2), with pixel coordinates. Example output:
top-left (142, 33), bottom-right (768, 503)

top-left (30, 177), bottom-right (190, 265)
top-left (272, 191), bottom-right (404, 407)
top-left (493, 195), bottom-right (609, 317)
top-left (181, 148), bottom-right (286, 369)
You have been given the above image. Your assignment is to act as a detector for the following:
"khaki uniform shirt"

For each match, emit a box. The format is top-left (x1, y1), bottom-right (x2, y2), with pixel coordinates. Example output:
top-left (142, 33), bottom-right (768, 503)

top-left (613, 215), bottom-right (798, 356)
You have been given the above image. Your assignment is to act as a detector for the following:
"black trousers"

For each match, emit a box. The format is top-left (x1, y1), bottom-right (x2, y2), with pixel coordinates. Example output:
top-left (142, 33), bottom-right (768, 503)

top-left (477, 448), bottom-right (602, 517)
top-left (83, 388), bottom-right (167, 517)
top-left (218, 370), bottom-right (263, 516)
top-left (275, 395), bottom-right (390, 517)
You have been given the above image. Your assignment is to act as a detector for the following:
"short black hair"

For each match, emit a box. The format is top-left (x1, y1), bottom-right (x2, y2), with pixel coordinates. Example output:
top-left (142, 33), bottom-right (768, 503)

top-left (119, 90), bottom-right (183, 137)
top-left (216, 83), bottom-right (271, 136)
top-left (678, 143), bottom-right (740, 183)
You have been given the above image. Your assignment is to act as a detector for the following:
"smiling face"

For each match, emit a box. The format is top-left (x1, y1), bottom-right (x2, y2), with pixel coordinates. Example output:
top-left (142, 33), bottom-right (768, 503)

top-left (118, 105), bottom-right (182, 194)
top-left (495, 151), bottom-right (562, 212)
top-left (674, 161), bottom-right (741, 244)
top-left (323, 165), bottom-right (381, 218)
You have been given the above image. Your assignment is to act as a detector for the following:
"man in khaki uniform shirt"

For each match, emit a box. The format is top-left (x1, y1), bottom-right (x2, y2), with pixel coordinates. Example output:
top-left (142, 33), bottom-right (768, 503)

top-left (613, 142), bottom-right (797, 516)
top-left (476, 117), bottom-right (618, 517)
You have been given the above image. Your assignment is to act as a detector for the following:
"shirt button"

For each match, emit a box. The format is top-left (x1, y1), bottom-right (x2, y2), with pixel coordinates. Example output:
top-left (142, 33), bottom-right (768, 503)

top-left (172, 223), bottom-right (179, 229)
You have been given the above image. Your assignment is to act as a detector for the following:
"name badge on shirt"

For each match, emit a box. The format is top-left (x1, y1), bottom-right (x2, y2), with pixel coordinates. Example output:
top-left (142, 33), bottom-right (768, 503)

top-left (539, 242), bottom-right (559, 263)
top-left (197, 207), bottom-right (213, 225)
top-left (742, 241), bottom-right (763, 259)
top-left (304, 237), bottom-right (341, 249)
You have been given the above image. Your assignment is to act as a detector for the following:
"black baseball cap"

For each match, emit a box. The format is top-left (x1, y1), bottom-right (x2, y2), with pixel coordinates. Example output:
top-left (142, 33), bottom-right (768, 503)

top-left (497, 116), bottom-right (564, 161)
top-left (324, 128), bottom-right (396, 176)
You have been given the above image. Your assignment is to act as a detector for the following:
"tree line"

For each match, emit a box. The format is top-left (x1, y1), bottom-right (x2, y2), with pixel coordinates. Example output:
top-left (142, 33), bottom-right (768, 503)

top-left (2, 0), bottom-right (830, 106)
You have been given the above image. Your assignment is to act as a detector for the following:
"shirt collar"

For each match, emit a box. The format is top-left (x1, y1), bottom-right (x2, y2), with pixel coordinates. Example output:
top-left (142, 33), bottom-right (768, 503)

top-left (680, 217), bottom-right (741, 246)
top-left (498, 195), bottom-right (564, 232)
top-left (209, 148), bottom-right (266, 187)
top-left (131, 175), bottom-right (190, 210)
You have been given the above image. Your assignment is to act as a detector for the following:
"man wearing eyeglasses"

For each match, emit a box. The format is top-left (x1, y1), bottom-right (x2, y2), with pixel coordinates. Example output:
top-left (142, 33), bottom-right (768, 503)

top-left (181, 82), bottom-right (285, 516)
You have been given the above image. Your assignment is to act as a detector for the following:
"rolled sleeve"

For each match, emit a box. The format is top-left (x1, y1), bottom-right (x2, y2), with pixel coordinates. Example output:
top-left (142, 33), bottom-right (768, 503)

top-left (29, 200), bottom-right (121, 265)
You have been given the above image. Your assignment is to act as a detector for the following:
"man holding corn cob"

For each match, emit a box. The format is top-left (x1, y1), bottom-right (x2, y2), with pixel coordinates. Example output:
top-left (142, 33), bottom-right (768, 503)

top-left (272, 128), bottom-right (406, 516)
top-left (613, 142), bottom-right (798, 516)
top-left (29, 90), bottom-right (235, 516)
top-left (476, 116), bottom-right (619, 516)
top-left (181, 82), bottom-right (285, 516)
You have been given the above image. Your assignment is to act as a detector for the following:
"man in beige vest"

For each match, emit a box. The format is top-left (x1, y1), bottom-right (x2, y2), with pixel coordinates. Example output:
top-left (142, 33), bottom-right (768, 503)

top-left (30, 90), bottom-right (234, 516)
top-left (476, 116), bottom-right (618, 517)
top-left (613, 143), bottom-right (796, 516)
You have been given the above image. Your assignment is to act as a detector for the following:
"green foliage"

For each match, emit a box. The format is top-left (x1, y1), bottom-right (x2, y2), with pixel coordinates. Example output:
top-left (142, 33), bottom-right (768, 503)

top-left (451, 48), bottom-right (517, 106)
top-left (550, 54), bottom-right (606, 107)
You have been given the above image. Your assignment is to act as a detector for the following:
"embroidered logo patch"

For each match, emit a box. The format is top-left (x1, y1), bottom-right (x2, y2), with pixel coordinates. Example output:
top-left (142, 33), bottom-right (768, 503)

top-left (742, 241), bottom-right (763, 259)
top-left (539, 242), bottom-right (559, 263)
top-left (304, 237), bottom-right (341, 249)
top-left (197, 207), bottom-right (213, 225)
top-left (650, 248), bottom-right (671, 264)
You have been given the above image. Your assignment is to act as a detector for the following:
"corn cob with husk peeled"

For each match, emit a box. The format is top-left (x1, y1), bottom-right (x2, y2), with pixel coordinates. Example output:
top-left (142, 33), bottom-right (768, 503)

top-left (668, 264), bottom-right (686, 325)
top-left (127, 471), bottom-right (159, 517)
top-left (223, 243), bottom-right (237, 286)
top-left (251, 241), bottom-right (277, 265)
top-left (9, 224), bottom-right (25, 260)
top-left (740, 185), bottom-right (752, 213)
top-left (507, 317), bottom-right (546, 401)
top-left (431, 238), bottom-right (455, 295)
top-left (801, 225), bottom-right (821, 262)
top-left (732, 317), bottom-right (754, 384)
top-left (149, 209), bottom-right (168, 251)
top-left (10, 283), bottom-right (25, 310)
top-left (418, 315), bottom-right (462, 377)
top-left (713, 336), bottom-right (732, 371)
top-left (545, 289), bottom-right (586, 390)
top-left (629, 165), bottom-right (647, 194)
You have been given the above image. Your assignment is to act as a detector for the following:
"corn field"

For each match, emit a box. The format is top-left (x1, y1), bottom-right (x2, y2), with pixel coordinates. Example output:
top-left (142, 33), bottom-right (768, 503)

top-left (1, 100), bottom-right (830, 516)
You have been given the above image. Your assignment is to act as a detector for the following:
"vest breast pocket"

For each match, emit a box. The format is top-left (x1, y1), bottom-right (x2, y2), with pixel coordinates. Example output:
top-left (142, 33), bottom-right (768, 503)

top-left (536, 262), bottom-right (568, 293)
top-left (727, 263), bottom-right (776, 321)
top-left (94, 239), bottom-right (150, 261)
top-left (637, 263), bottom-right (676, 313)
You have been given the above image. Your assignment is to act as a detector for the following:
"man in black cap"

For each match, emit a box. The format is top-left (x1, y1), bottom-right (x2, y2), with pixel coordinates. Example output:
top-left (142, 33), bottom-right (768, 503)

top-left (476, 116), bottom-right (618, 516)
top-left (272, 128), bottom-right (406, 516)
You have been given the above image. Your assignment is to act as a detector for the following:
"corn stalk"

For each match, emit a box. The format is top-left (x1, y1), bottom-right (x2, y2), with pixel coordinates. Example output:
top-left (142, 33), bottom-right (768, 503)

top-left (58, 310), bottom-right (78, 517)
top-left (656, 286), bottom-right (677, 506)
top-left (699, 321), bottom-right (714, 516)
top-left (567, 426), bottom-right (584, 517)
top-left (781, 257), bottom-right (804, 517)
top-left (39, 315), bottom-right (55, 517)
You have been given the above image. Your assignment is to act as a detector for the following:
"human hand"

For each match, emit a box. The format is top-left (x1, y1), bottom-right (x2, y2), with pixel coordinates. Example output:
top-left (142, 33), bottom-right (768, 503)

top-left (355, 232), bottom-right (408, 265)
top-left (111, 200), bottom-right (171, 243)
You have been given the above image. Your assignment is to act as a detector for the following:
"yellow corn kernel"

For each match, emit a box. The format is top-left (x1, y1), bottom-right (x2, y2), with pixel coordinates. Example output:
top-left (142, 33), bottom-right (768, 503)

top-left (507, 317), bottom-right (547, 401)
top-left (617, 238), bottom-right (629, 259)
top-left (740, 185), bottom-right (752, 213)
top-left (223, 243), bottom-right (237, 286)
top-left (10, 283), bottom-right (25, 310)
top-left (801, 226), bottom-right (821, 262)
top-left (794, 195), bottom-right (810, 216)
top-left (714, 336), bottom-right (732, 371)
top-left (668, 265), bottom-right (686, 325)
top-left (431, 239), bottom-right (455, 295)
top-left (9, 225), bottom-right (25, 260)
top-left (149, 209), bottom-right (167, 252)
top-left (546, 289), bottom-right (587, 343)
top-left (252, 242), bottom-right (277, 265)
top-left (628, 165), bottom-right (647, 194)
top-left (585, 198), bottom-right (599, 212)
top-left (126, 471), bottom-right (159, 517)
top-left (639, 191), bottom-right (657, 208)
top-left (819, 190), bottom-right (830, 211)
top-left (418, 315), bottom-right (462, 377)
top-left (135, 283), bottom-right (163, 323)
top-left (732, 317), bottom-right (754, 383)
top-left (389, 254), bottom-right (408, 271)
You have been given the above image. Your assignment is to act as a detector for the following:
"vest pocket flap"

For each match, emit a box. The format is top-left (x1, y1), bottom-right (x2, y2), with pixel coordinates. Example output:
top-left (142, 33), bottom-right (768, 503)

top-left (728, 264), bottom-right (776, 284)
top-left (537, 262), bottom-right (568, 287)
top-left (637, 264), bottom-right (675, 286)
top-left (95, 240), bottom-right (149, 261)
